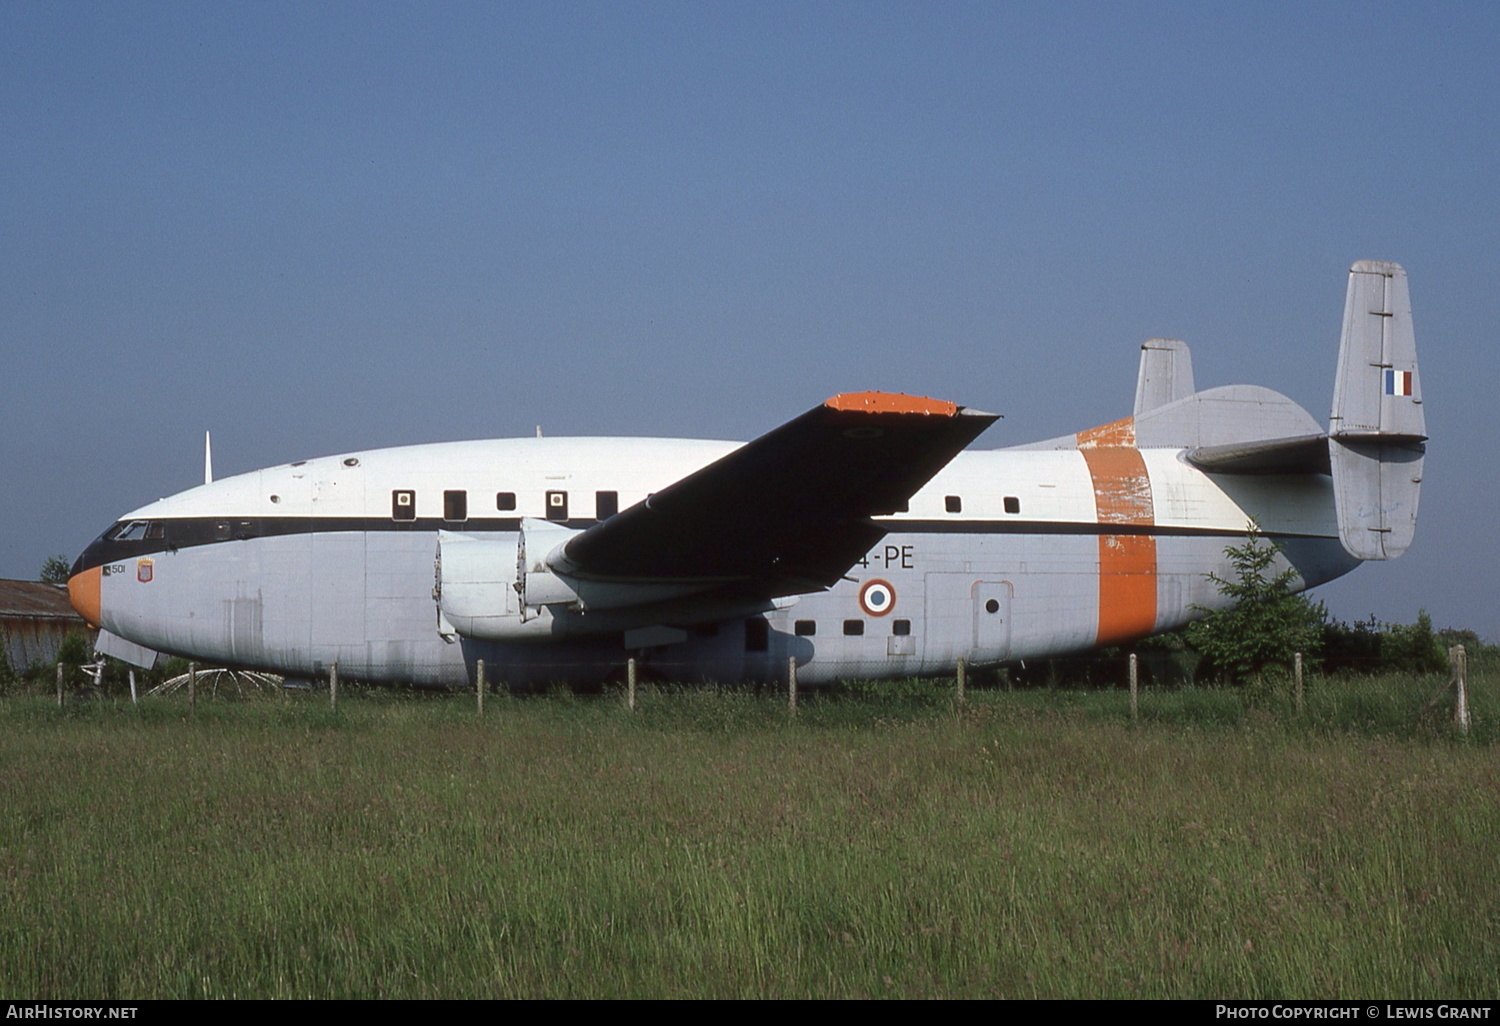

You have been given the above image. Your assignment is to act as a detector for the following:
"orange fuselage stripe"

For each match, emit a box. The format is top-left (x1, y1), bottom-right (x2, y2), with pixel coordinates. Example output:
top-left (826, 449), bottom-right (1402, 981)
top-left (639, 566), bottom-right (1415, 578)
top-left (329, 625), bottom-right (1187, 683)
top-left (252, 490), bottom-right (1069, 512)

top-left (1077, 418), bottom-right (1157, 647)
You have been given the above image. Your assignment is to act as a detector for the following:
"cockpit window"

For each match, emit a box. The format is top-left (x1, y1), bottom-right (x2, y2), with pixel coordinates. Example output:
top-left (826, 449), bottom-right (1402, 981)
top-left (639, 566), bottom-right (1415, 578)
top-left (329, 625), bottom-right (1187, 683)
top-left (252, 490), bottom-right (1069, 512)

top-left (110, 521), bottom-right (150, 541)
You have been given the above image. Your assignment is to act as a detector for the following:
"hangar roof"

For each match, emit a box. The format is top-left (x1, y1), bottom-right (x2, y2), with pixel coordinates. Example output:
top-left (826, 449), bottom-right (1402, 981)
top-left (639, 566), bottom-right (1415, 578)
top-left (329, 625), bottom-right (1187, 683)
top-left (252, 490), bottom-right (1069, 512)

top-left (0, 580), bottom-right (82, 621)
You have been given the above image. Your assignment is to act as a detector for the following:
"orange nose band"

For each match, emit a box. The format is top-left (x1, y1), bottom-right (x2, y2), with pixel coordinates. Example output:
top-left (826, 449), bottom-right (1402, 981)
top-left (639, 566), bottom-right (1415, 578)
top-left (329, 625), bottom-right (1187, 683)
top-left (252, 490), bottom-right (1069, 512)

top-left (68, 566), bottom-right (101, 627)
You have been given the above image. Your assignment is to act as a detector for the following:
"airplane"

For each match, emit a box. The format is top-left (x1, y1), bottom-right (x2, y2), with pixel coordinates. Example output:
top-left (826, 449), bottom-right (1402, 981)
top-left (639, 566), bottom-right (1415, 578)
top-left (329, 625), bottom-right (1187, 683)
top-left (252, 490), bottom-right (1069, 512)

top-left (67, 261), bottom-right (1425, 689)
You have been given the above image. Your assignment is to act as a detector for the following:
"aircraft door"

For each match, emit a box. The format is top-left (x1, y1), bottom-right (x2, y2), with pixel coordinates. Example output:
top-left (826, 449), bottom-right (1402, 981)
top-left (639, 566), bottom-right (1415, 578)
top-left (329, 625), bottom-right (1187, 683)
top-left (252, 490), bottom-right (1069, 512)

top-left (971, 581), bottom-right (1012, 662)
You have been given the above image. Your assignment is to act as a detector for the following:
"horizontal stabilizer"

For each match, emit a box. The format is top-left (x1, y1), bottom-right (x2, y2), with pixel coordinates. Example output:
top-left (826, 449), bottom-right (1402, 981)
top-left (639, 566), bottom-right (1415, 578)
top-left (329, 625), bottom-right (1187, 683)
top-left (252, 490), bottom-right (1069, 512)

top-left (1135, 385), bottom-right (1323, 450)
top-left (1328, 261), bottom-right (1425, 560)
top-left (1186, 433), bottom-right (1331, 475)
top-left (1014, 385), bottom-right (1323, 454)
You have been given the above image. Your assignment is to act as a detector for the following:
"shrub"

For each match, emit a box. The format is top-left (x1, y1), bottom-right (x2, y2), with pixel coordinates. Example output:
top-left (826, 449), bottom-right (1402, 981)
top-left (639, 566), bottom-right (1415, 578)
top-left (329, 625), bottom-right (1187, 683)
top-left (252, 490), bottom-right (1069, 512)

top-left (1185, 527), bottom-right (1324, 684)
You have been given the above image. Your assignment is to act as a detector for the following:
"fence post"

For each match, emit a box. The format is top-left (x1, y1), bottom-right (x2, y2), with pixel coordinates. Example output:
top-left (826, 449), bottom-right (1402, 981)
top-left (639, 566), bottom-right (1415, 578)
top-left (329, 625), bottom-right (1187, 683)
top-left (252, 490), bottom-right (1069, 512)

top-left (788, 657), bottom-right (798, 715)
top-left (476, 658), bottom-right (485, 716)
top-left (627, 656), bottom-right (637, 712)
top-left (129, 668), bottom-right (137, 705)
top-left (329, 662), bottom-right (338, 710)
top-left (188, 661), bottom-right (197, 711)
top-left (1128, 652), bottom-right (1138, 721)
top-left (956, 657), bottom-right (967, 707)
top-left (1451, 644), bottom-right (1470, 735)
top-left (56, 662), bottom-right (63, 707)
top-left (1294, 652), bottom-right (1304, 714)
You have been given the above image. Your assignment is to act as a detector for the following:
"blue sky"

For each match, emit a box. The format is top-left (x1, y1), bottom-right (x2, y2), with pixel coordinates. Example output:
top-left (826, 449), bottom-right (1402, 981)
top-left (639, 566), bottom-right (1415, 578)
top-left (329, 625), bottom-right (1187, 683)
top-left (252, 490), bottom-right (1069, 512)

top-left (3, 2), bottom-right (1496, 634)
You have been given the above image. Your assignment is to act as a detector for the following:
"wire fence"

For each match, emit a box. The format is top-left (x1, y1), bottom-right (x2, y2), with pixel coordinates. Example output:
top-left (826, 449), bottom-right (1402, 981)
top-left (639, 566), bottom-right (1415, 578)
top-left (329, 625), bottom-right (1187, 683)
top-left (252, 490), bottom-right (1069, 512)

top-left (4, 642), bottom-right (1491, 744)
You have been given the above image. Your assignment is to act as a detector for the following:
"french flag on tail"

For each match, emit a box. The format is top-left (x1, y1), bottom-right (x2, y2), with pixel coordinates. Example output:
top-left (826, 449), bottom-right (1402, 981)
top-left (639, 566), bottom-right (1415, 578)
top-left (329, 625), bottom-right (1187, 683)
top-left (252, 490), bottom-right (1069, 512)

top-left (1385, 369), bottom-right (1414, 396)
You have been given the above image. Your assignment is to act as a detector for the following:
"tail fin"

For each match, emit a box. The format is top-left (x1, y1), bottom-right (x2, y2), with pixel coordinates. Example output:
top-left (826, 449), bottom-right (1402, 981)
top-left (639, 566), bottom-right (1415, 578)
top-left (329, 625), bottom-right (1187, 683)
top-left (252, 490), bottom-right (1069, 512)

top-left (1134, 338), bottom-right (1194, 415)
top-left (1329, 260), bottom-right (1426, 560)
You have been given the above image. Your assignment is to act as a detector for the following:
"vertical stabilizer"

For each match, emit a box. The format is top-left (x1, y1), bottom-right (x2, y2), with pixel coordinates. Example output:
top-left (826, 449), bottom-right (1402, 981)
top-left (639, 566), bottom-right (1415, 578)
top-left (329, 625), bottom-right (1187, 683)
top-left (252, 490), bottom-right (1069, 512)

top-left (1134, 339), bottom-right (1194, 416)
top-left (1329, 261), bottom-right (1425, 560)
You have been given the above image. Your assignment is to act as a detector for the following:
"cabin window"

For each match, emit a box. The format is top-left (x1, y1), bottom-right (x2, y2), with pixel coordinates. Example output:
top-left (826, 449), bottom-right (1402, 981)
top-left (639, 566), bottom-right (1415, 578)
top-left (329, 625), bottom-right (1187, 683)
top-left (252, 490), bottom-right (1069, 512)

top-left (1004, 496), bottom-right (1021, 514)
top-left (496, 492), bottom-right (517, 511)
top-left (945, 495), bottom-right (962, 513)
top-left (214, 521), bottom-right (231, 541)
top-left (144, 522), bottom-right (165, 541)
top-left (546, 490), bottom-right (569, 522)
top-left (392, 490), bottom-right (416, 521)
top-left (444, 490), bottom-right (468, 522)
top-left (843, 620), bottom-right (865, 636)
top-left (892, 619), bottom-right (911, 636)
top-left (745, 617), bottom-right (769, 652)
top-left (794, 620), bottom-right (816, 636)
top-left (596, 491), bottom-right (619, 520)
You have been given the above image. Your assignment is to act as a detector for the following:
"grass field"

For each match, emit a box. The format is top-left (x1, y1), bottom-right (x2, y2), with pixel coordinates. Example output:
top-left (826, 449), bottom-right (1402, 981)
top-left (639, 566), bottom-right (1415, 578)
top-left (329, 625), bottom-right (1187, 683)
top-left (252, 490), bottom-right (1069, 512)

top-left (1, 676), bottom-right (1496, 999)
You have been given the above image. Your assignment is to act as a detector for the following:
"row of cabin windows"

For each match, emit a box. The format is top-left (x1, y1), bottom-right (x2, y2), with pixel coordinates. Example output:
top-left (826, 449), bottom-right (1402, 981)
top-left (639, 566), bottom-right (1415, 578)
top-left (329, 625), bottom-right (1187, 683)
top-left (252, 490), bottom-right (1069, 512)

top-left (745, 618), bottom-right (911, 651)
top-left (389, 489), bottom-right (1020, 522)
top-left (391, 490), bottom-right (620, 523)
top-left (943, 495), bottom-right (1022, 515)
top-left (794, 618), bottom-right (910, 637)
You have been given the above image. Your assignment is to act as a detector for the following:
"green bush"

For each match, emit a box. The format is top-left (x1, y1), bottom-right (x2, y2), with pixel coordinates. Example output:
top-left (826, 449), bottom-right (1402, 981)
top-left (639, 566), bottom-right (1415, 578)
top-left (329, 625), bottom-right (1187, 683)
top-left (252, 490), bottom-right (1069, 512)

top-left (1381, 611), bottom-right (1448, 675)
top-left (1185, 528), bottom-right (1324, 684)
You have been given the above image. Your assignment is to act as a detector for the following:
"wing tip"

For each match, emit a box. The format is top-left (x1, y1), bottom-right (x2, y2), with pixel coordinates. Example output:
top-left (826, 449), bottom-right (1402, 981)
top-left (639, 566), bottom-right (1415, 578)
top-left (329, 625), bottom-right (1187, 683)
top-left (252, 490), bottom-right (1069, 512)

top-left (824, 391), bottom-right (961, 416)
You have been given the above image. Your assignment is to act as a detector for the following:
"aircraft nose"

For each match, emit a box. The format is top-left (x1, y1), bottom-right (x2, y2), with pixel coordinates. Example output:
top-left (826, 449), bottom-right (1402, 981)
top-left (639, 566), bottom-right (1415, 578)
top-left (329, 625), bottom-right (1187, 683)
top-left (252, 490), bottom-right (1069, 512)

top-left (68, 565), bottom-right (102, 628)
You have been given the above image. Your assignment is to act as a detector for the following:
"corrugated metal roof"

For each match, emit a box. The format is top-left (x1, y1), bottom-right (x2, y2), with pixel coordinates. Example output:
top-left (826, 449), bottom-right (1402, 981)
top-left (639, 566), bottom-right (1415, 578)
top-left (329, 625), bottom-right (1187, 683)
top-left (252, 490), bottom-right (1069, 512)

top-left (0, 580), bottom-right (81, 620)
top-left (0, 580), bottom-right (92, 670)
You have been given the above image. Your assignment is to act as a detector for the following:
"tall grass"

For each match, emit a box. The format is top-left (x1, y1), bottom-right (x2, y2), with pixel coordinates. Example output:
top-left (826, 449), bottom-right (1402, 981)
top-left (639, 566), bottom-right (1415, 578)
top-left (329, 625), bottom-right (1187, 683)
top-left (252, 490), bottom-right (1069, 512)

top-left (1, 676), bottom-right (1495, 998)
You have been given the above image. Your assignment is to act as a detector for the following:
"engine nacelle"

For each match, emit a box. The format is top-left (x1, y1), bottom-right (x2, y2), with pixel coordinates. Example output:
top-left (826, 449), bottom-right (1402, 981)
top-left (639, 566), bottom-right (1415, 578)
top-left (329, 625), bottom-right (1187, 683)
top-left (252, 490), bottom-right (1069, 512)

top-left (434, 531), bottom-right (525, 639)
top-left (435, 525), bottom-right (767, 643)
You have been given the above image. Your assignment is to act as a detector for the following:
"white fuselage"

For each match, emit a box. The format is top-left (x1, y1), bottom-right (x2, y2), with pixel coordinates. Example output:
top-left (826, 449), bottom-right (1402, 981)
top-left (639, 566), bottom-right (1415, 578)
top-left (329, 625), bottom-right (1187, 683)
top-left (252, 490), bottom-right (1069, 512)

top-left (71, 432), bottom-right (1354, 687)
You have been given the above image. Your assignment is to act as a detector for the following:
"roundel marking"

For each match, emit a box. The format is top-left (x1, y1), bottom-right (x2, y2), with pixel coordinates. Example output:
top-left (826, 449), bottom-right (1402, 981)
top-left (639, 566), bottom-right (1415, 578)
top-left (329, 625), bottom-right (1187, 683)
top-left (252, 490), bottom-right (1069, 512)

top-left (858, 578), bottom-right (896, 617)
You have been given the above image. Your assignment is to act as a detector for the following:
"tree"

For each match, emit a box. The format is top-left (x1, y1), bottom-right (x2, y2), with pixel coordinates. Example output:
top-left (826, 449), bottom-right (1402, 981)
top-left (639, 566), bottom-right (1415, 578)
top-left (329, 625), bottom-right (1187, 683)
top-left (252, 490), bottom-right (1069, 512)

top-left (39, 555), bottom-right (71, 584)
top-left (1185, 527), bottom-right (1324, 684)
top-left (1321, 614), bottom-right (1382, 673)
top-left (1380, 611), bottom-right (1448, 675)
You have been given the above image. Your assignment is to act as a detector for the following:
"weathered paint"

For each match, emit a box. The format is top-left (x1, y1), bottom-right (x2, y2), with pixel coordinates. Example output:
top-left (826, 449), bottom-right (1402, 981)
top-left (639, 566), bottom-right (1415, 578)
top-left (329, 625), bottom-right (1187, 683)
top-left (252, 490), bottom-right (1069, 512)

top-left (824, 392), bottom-right (961, 416)
top-left (1077, 417), bottom-right (1158, 647)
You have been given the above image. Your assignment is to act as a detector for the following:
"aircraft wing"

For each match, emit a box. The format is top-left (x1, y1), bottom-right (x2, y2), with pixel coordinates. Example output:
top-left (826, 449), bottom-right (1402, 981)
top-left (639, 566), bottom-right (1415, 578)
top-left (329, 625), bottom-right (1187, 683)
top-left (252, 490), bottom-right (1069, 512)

top-left (551, 393), bottom-right (997, 596)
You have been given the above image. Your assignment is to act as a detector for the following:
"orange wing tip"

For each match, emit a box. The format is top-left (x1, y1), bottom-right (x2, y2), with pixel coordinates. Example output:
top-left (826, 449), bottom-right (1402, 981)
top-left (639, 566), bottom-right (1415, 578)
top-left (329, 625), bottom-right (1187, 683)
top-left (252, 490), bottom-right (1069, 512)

top-left (825, 391), bottom-right (960, 416)
top-left (68, 566), bottom-right (101, 628)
